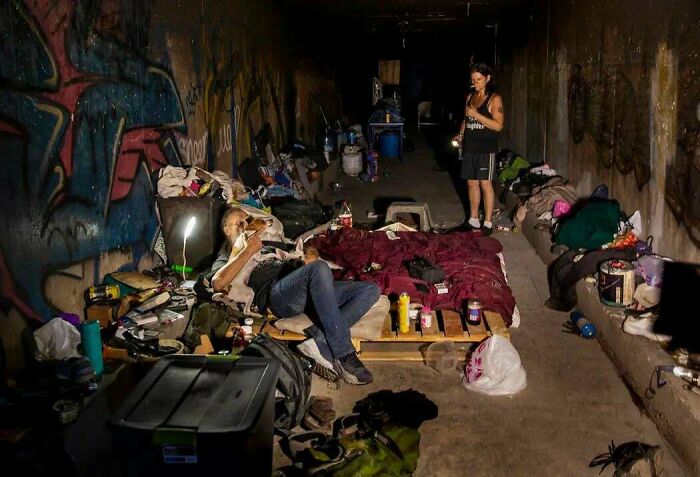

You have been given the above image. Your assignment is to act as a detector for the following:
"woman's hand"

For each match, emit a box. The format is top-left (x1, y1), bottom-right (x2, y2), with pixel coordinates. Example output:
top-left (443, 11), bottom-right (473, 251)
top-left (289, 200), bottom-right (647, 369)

top-left (466, 106), bottom-right (479, 119)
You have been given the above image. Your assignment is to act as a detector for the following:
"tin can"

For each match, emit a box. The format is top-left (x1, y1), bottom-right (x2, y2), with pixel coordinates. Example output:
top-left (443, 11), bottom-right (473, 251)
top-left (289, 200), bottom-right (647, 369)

top-left (385, 112), bottom-right (391, 123)
top-left (398, 292), bottom-right (410, 333)
top-left (339, 213), bottom-right (353, 228)
top-left (420, 306), bottom-right (432, 329)
top-left (86, 284), bottom-right (120, 302)
top-left (467, 299), bottom-right (482, 325)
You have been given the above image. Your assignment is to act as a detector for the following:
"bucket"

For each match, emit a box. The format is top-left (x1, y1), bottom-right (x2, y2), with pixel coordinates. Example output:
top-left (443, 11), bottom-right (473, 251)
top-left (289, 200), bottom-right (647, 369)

top-left (342, 151), bottom-right (363, 176)
top-left (598, 259), bottom-right (635, 307)
top-left (379, 131), bottom-right (400, 158)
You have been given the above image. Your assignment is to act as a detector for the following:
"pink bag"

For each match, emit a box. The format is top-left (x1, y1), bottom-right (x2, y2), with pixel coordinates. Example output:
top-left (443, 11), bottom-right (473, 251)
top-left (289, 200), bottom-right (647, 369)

top-left (552, 199), bottom-right (572, 218)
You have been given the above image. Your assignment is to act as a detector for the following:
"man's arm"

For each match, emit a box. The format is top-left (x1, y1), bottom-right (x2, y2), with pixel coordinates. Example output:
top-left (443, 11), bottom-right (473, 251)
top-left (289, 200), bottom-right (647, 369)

top-left (211, 236), bottom-right (262, 292)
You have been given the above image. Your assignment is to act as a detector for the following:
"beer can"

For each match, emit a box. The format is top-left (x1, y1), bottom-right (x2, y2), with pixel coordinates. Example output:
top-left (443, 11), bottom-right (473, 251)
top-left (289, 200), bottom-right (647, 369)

top-left (467, 299), bottom-right (482, 325)
top-left (86, 284), bottom-right (120, 302)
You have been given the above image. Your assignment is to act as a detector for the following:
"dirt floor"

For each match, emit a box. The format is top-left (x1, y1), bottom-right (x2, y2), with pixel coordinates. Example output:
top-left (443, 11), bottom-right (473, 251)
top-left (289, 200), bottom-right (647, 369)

top-left (274, 132), bottom-right (686, 476)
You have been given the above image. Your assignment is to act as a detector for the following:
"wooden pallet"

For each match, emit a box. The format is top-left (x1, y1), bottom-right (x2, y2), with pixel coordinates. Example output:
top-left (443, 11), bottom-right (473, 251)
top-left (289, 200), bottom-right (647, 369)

top-left (255, 309), bottom-right (509, 361)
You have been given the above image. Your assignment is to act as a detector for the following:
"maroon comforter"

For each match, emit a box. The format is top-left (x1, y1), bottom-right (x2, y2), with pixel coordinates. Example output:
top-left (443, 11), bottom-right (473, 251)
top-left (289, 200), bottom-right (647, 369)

top-left (308, 228), bottom-right (516, 326)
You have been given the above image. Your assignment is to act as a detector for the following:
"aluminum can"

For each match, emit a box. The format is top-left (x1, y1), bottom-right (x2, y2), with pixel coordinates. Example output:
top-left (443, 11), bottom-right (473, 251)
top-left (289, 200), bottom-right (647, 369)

top-left (467, 299), bottom-right (482, 325)
top-left (420, 306), bottom-right (432, 329)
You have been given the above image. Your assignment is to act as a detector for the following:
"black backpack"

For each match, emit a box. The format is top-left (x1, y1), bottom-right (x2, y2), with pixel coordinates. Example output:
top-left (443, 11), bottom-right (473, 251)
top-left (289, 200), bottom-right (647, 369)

top-left (272, 199), bottom-right (330, 239)
top-left (242, 333), bottom-right (313, 435)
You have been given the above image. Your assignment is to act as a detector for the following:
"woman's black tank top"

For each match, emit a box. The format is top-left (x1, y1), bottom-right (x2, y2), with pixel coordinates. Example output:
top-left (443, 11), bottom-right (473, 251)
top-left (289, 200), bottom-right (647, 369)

top-left (462, 93), bottom-right (500, 153)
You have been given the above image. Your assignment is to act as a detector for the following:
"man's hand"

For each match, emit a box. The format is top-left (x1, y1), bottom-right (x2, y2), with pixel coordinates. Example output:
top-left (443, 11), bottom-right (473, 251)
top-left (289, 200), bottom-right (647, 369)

top-left (247, 235), bottom-right (263, 253)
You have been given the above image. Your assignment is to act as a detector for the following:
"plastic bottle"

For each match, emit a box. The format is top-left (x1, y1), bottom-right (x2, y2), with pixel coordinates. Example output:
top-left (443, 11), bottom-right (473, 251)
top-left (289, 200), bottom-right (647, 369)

top-left (398, 292), bottom-right (410, 333)
top-left (81, 320), bottom-right (104, 375)
top-left (339, 201), bottom-right (353, 228)
top-left (672, 366), bottom-right (700, 386)
top-left (570, 310), bottom-right (596, 339)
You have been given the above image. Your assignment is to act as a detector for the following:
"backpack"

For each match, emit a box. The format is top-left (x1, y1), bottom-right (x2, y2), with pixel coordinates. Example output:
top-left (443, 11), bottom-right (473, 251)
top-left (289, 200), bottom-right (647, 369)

top-left (242, 333), bottom-right (313, 435)
top-left (272, 199), bottom-right (330, 239)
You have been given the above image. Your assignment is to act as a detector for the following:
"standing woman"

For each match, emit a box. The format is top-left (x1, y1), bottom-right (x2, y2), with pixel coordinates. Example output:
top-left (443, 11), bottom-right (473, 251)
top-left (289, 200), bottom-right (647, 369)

top-left (454, 63), bottom-right (504, 235)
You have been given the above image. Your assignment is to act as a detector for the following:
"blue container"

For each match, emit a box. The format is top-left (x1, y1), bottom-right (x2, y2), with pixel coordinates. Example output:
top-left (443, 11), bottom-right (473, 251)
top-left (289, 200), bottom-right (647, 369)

top-left (570, 311), bottom-right (596, 339)
top-left (81, 320), bottom-right (104, 375)
top-left (379, 131), bottom-right (400, 158)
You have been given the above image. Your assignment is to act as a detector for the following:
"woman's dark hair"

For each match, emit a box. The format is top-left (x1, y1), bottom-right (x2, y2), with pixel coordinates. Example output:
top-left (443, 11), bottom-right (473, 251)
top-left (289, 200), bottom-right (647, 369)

top-left (470, 63), bottom-right (496, 93)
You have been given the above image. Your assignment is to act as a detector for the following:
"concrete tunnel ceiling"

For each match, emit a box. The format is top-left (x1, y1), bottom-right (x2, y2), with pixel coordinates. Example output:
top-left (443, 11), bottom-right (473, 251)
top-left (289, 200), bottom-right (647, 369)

top-left (279, 0), bottom-right (532, 34)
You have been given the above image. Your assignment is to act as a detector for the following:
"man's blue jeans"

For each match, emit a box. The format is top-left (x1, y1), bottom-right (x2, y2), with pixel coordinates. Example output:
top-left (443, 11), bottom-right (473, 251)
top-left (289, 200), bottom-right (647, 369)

top-left (269, 261), bottom-right (380, 359)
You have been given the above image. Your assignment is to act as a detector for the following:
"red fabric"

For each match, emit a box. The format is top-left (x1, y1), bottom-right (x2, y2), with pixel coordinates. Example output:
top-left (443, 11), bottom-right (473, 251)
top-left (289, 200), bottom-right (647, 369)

top-left (308, 228), bottom-right (516, 326)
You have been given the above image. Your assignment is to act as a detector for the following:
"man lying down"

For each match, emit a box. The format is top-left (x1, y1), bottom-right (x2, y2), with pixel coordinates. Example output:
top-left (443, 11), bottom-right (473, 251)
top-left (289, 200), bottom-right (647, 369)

top-left (207, 206), bottom-right (380, 385)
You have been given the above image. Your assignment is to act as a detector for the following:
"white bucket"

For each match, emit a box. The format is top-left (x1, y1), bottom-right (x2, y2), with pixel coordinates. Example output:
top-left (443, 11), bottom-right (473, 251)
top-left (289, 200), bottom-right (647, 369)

top-left (342, 151), bottom-right (363, 176)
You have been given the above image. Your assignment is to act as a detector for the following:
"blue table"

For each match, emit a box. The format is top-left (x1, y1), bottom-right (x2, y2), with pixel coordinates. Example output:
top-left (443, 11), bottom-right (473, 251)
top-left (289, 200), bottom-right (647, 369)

top-left (368, 122), bottom-right (404, 162)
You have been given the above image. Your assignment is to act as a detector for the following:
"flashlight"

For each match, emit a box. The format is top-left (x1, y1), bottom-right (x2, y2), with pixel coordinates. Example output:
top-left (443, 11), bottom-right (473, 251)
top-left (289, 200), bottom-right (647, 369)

top-left (451, 139), bottom-right (460, 148)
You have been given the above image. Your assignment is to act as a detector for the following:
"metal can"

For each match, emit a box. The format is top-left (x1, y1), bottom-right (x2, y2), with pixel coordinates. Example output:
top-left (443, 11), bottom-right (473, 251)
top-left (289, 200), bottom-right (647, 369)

top-left (385, 112), bottom-right (391, 123)
top-left (420, 306), bottom-right (432, 329)
top-left (86, 284), bottom-right (120, 302)
top-left (467, 299), bottom-right (482, 325)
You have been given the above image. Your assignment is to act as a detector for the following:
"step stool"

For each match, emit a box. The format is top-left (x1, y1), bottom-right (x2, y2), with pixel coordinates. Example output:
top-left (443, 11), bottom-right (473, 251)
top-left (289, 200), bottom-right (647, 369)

top-left (385, 202), bottom-right (433, 232)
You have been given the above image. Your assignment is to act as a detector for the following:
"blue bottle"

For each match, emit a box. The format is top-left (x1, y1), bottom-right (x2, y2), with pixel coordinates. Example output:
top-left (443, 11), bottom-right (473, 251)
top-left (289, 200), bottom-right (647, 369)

top-left (570, 311), bottom-right (596, 339)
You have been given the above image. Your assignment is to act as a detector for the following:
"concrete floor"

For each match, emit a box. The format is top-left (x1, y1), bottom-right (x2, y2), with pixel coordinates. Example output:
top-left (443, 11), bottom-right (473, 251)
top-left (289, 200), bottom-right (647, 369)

top-left (276, 133), bottom-right (685, 476)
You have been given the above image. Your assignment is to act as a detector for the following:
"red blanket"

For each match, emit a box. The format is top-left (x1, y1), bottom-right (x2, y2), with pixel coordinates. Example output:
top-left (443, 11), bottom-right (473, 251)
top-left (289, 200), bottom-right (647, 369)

top-left (308, 228), bottom-right (516, 326)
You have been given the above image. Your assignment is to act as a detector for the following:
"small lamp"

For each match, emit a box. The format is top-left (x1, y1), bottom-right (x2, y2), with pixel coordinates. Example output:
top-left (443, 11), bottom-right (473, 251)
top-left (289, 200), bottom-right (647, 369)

top-left (182, 216), bottom-right (197, 281)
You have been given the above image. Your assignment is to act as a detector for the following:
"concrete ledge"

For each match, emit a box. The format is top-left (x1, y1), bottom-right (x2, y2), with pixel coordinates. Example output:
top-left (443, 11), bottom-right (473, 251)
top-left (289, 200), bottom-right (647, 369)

top-left (576, 280), bottom-right (700, 475)
top-left (499, 185), bottom-right (559, 265)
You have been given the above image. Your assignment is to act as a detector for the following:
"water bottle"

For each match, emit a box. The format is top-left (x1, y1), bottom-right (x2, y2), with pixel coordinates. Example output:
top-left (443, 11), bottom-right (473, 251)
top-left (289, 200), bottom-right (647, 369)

top-left (570, 311), bottom-right (596, 339)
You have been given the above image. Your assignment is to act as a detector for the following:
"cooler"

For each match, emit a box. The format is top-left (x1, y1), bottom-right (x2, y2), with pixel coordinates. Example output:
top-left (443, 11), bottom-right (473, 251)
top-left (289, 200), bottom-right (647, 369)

top-left (110, 355), bottom-right (279, 476)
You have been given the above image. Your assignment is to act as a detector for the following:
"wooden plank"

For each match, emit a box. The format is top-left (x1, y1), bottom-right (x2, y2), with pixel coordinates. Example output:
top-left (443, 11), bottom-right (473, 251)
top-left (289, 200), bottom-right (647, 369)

top-left (484, 311), bottom-right (510, 339)
top-left (359, 350), bottom-right (425, 362)
top-left (442, 310), bottom-right (465, 338)
top-left (419, 311), bottom-right (440, 338)
top-left (466, 318), bottom-right (489, 342)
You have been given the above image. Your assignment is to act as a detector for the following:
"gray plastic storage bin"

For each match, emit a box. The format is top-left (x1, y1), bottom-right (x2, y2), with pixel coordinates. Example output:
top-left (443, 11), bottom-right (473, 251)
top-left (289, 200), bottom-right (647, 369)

top-left (110, 355), bottom-right (279, 476)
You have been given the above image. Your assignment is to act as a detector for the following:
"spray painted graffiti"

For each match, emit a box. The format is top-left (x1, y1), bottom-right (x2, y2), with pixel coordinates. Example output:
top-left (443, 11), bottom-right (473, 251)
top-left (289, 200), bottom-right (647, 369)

top-left (667, 22), bottom-right (700, 246)
top-left (0, 0), bottom-right (185, 320)
top-left (568, 64), bottom-right (650, 188)
top-left (177, 131), bottom-right (209, 166)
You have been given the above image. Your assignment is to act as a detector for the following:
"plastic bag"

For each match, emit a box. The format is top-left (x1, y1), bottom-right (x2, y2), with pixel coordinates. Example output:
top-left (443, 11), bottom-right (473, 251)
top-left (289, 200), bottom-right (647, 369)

top-left (462, 335), bottom-right (527, 396)
top-left (34, 318), bottom-right (82, 361)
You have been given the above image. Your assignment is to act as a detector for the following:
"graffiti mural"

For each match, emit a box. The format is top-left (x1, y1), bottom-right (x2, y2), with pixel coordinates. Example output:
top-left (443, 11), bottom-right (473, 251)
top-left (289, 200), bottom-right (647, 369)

top-left (568, 64), bottom-right (650, 188)
top-left (0, 0), bottom-right (185, 320)
top-left (667, 21), bottom-right (700, 247)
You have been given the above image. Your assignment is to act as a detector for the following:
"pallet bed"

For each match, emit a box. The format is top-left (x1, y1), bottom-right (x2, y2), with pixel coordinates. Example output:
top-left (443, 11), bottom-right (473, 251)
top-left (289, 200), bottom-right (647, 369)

top-left (255, 309), bottom-right (509, 361)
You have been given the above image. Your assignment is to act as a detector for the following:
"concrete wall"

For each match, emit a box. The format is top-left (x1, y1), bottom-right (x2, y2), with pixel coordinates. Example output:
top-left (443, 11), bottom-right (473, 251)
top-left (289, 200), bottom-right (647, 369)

top-left (0, 0), bottom-right (340, 322)
top-left (500, 0), bottom-right (700, 263)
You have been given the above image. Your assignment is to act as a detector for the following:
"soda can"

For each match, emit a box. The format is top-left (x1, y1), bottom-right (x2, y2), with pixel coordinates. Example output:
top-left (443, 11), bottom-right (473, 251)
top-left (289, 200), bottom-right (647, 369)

top-left (467, 299), bottom-right (482, 325)
top-left (86, 284), bottom-right (120, 302)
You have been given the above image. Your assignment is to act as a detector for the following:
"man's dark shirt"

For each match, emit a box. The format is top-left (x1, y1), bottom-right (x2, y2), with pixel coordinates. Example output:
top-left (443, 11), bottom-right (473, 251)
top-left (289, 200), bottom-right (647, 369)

top-left (209, 244), bottom-right (301, 312)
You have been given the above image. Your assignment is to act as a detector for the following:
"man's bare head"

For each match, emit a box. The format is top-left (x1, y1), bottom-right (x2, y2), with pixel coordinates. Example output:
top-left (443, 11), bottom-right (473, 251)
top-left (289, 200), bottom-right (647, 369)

top-left (221, 207), bottom-right (248, 240)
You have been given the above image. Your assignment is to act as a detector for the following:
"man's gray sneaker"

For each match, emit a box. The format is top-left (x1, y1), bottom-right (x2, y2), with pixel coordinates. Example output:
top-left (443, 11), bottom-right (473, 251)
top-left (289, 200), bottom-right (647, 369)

top-left (334, 352), bottom-right (373, 385)
top-left (298, 338), bottom-right (339, 381)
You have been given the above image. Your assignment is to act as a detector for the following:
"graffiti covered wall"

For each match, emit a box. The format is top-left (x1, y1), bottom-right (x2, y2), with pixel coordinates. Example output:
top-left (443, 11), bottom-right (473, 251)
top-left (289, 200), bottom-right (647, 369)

top-left (0, 0), bottom-right (340, 322)
top-left (500, 0), bottom-right (700, 261)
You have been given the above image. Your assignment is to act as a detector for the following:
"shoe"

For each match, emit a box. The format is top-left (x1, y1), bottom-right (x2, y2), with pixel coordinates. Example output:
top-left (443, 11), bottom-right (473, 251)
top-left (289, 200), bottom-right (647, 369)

top-left (453, 221), bottom-right (480, 232)
top-left (622, 314), bottom-right (671, 343)
top-left (333, 352), bottom-right (373, 385)
top-left (298, 339), bottom-right (339, 382)
top-left (55, 356), bottom-right (96, 383)
top-left (481, 224), bottom-right (493, 236)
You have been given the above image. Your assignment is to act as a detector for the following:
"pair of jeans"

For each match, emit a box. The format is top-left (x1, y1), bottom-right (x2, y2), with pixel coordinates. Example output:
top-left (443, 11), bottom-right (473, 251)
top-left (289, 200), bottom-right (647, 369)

top-left (268, 261), bottom-right (380, 358)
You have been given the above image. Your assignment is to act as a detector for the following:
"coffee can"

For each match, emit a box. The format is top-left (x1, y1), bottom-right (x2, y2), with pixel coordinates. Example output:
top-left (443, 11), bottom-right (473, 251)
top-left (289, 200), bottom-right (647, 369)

top-left (467, 299), bottom-right (482, 325)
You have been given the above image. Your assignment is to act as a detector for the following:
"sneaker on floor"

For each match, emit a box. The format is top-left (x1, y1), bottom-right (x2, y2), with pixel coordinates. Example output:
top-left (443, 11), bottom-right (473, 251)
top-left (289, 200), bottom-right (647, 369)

top-left (622, 314), bottom-right (671, 343)
top-left (298, 338), bottom-right (339, 381)
top-left (481, 224), bottom-right (494, 236)
top-left (334, 352), bottom-right (373, 385)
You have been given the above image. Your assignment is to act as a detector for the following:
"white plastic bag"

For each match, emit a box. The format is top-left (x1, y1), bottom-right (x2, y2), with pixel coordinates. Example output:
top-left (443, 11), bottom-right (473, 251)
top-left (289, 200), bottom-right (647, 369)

top-left (462, 335), bottom-right (527, 396)
top-left (34, 318), bottom-right (82, 361)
